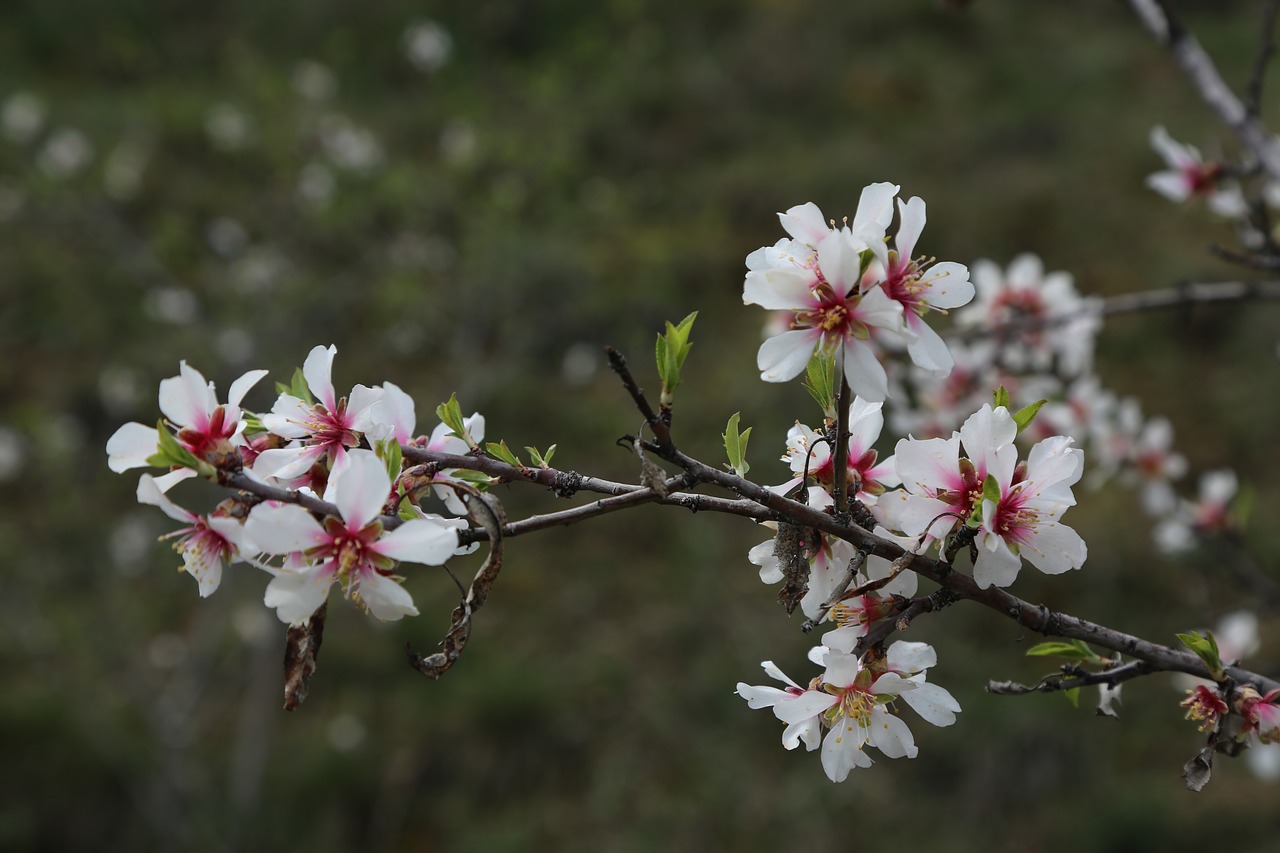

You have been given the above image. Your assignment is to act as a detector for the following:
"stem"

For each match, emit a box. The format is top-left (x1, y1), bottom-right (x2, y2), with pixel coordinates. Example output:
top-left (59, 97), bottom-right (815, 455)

top-left (830, 374), bottom-right (852, 517)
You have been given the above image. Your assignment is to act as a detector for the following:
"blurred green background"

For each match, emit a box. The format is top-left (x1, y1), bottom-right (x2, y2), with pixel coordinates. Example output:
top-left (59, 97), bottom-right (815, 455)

top-left (4, 1), bottom-right (1280, 850)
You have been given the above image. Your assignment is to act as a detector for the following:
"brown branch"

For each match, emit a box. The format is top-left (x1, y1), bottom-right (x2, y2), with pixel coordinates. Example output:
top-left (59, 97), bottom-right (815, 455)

top-left (604, 346), bottom-right (673, 448)
top-left (948, 279), bottom-right (1280, 342)
top-left (831, 375), bottom-right (852, 516)
top-left (1129, 0), bottom-right (1280, 180)
top-left (986, 659), bottom-right (1156, 697)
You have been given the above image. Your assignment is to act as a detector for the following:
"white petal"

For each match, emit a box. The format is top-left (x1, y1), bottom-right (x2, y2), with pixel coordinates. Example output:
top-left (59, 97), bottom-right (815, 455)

top-left (743, 269), bottom-right (815, 310)
top-left (817, 231), bottom-right (858, 298)
top-left (758, 328), bottom-right (821, 383)
top-left (781, 718), bottom-right (822, 752)
top-left (868, 706), bottom-right (917, 759)
top-left (303, 344), bottom-right (338, 411)
top-left (375, 518), bottom-right (459, 565)
top-left (821, 720), bottom-right (872, 782)
top-left (760, 660), bottom-right (801, 688)
top-left (329, 450), bottom-right (389, 530)
top-left (778, 201), bottom-right (829, 245)
top-left (264, 564), bottom-right (333, 625)
top-left (736, 683), bottom-right (793, 710)
top-left (922, 262), bottom-right (974, 309)
top-left (886, 641), bottom-right (937, 674)
top-left (252, 445), bottom-right (322, 481)
top-left (1019, 519), bottom-right (1087, 575)
top-left (245, 503), bottom-right (327, 554)
top-left (895, 196), bottom-right (926, 259)
top-left (136, 474), bottom-right (195, 523)
top-left (901, 680), bottom-right (961, 727)
top-left (356, 571), bottom-right (419, 621)
top-left (158, 361), bottom-right (215, 430)
top-left (370, 380), bottom-right (416, 443)
top-left (971, 534), bottom-right (1022, 588)
top-left (106, 422), bottom-right (160, 472)
top-left (227, 368), bottom-right (269, 408)
top-left (773, 690), bottom-right (838, 725)
top-left (842, 338), bottom-right (889, 402)
top-left (905, 318), bottom-right (954, 375)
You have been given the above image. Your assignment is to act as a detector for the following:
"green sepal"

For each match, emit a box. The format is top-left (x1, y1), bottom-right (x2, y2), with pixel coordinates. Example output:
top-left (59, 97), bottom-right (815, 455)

top-left (802, 349), bottom-right (838, 421)
top-left (1012, 399), bottom-right (1048, 435)
top-left (397, 495), bottom-right (419, 521)
top-left (1025, 639), bottom-right (1102, 663)
top-left (275, 367), bottom-right (314, 403)
top-left (656, 311), bottom-right (698, 405)
top-left (722, 412), bottom-right (752, 477)
top-left (1177, 631), bottom-right (1225, 680)
top-left (525, 444), bottom-right (557, 469)
top-left (435, 393), bottom-right (477, 450)
top-left (147, 420), bottom-right (213, 477)
top-left (1064, 687), bottom-right (1080, 708)
top-left (485, 440), bottom-right (523, 467)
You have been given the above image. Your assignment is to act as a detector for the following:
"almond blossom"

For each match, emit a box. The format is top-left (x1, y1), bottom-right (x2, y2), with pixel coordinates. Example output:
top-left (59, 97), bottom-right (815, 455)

top-left (771, 397), bottom-right (899, 509)
top-left (135, 473), bottom-right (257, 597)
top-left (956, 253), bottom-right (1100, 377)
top-left (736, 641), bottom-right (959, 782)
top-left (106, 361), bottom-right (268, 476)
top-left (872, 196), bottom-right (974, 375)
top-left (743, 186), bottom-right (905, 400)
top-left (253, 344), bottom-right (383, 482)
top-left (1146, 125), bottom-right (1247, 217)
top-left (245, 449), bottom-right (461, 624)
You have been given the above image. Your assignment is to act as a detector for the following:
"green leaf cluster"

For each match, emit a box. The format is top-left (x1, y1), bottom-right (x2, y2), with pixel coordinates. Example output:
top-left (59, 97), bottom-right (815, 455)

top-left (1176, 631), bottom-right (1225, 680)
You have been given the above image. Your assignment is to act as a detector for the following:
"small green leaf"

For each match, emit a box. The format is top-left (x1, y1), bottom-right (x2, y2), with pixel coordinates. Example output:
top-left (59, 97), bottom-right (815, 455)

top-left (485, 440), bottom-right (523, 467)
top-left (275, 367), bottom-right (314, 403)
top-left (1025, 640), bottom-right (1100, 662)
top-left (1012, 399), bottom-right (1048, 435)
top-left (1064, 687), bottom-right (1080, 708)
top-left (802, 349), bottom-right (837, 421)
top-left (451, 468), bottom-right (494, 487)
top-left (993, 386), bottom-right (1012, 410)
top-left (435, 394), bottom-right (477, 450)
top-left (524, 444), bottom-right (557, 469)
top-left (1177, 631), bottom-right (1225, 680)
top-left (656, 311), bottom-right (698, 405)
top-left (397, 496), bottom-right (418, 521)
top-left (722, 412), bottom-right (752, 476)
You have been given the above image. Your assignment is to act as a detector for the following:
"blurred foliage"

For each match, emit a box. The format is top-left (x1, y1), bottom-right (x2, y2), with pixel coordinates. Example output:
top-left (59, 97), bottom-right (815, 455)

top-left (3, 0), bottom-right (1280, 850)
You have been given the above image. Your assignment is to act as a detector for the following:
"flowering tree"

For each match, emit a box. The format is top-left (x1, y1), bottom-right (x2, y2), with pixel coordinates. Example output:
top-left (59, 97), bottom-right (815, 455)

top-left (98, 0), bottom-right (1280, 794)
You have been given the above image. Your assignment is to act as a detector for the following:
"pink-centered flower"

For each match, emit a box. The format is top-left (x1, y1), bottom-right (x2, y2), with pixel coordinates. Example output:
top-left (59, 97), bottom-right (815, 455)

top-left (737, 642), bottom-right (959, 782)
top-left (772, 397), bottom-right (899, 508)
top-left (878, 403), bottom-right (1018, 545)
top-left (246, 449), bottom-right (461, 624)
top-left (136, 473), bottom-right (256, 597)
top-left (1237, 686), bottom-right (1280, 745)
top-left (743, 187), bottom-right (906, 401)
top-left (253, 344), bottom-right (383, 482)
top-left (872, 196), bottom-right (974, 375)
top-left (1146, 125), bottom-right (1247, 217)
top-left (974, 433), bottom-right (1087, 589)
top-left (107, 361), bottom-right (268, 476)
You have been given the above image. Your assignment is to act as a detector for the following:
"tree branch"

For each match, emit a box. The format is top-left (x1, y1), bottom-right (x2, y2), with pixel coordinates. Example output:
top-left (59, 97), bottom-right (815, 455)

top-left (1129, 0), bottom-right (1280, 180)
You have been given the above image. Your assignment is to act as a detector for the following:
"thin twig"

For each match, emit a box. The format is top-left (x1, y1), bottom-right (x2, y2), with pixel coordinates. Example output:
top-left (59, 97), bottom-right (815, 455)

top-left (986, 659), bottom-right (1156, 696)
top-left (831, 375), bottom-right (852, 517)
top-left (947, 279), bottom-right (1280, 342)
top-left (1246, 0), bottom-right (1280, 117)
top-left (1129, 0), bottom-right (1280, 180)
top-left (604, 346), bottom-right (672, 448)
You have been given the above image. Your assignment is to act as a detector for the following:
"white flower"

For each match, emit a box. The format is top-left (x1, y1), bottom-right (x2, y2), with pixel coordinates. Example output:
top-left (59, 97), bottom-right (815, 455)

top-left (106, 361), bottom-right (268, 476)
top-left (1146, 126), bottom-right (1247, 218)
top-left (253, 345), bottom-right (383, 482)
top-left (771, 397), bottom-right (899, 508)
top-left (246, 450), bottom-right (461, 624)
top-left (872, 196), bottom-right (974, 375)
top-left (136, 474), bottom-right (256, 597)
top-left (743, 186), bottom-right (906, 400)
top-left (738, 642), bottom-right (959, 782)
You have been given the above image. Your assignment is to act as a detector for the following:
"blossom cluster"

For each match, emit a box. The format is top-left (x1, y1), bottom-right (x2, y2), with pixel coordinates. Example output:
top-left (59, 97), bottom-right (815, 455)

top-left (106, 345), bottom-right (482, 625)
